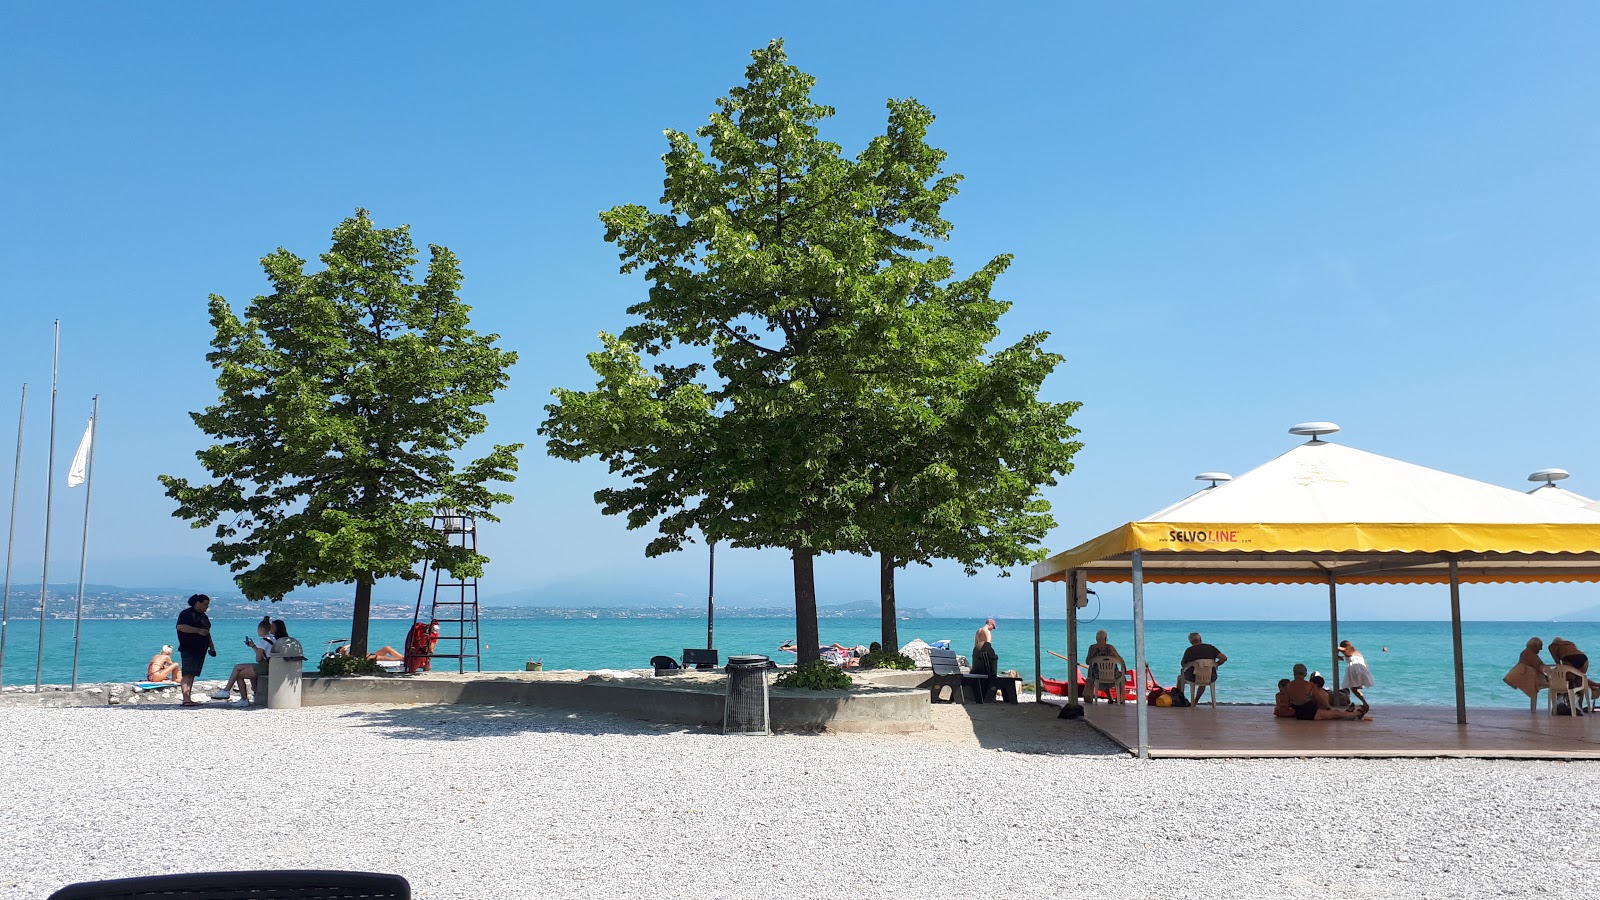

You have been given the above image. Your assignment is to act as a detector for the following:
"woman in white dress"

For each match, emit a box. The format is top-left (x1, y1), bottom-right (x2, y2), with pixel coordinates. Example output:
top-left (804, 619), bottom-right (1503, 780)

top-left (1338, 640), bottom-right (1374, 716)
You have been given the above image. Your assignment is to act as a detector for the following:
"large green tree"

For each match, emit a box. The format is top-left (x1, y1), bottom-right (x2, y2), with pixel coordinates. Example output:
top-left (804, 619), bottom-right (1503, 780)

top-left (160, 210), bottom-right (522, 656)
top-left (543, 41), bottom-right (1078, 663)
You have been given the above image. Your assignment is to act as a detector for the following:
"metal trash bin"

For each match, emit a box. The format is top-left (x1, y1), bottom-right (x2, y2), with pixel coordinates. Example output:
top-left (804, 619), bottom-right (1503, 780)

top-left (723, 654), bottom-right (771, 735)
top-left (267, 637), bottom-right (306, 709)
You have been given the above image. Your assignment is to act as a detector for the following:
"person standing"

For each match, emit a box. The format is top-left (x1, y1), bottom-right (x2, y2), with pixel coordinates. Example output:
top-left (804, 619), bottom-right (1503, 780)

top-left (1178, 632), bottom-right (1226, 705)
top-left (175, 594), bottom-right (217, 706)
top-left (1338, 640), bottom-right (1375, 716)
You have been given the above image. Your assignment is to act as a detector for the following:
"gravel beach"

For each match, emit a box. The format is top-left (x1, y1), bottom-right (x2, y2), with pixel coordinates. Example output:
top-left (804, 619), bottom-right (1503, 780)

top-left (2, 699), bottom-right (1592, 899)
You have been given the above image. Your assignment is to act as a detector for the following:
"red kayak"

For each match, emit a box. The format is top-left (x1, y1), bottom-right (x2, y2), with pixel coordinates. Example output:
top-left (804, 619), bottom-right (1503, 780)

top-left (1041, 661), bottom-right (1164, 702)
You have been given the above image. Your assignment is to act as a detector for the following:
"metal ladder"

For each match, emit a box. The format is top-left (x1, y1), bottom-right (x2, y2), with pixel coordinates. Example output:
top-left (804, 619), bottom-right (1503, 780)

top-left (411, 509), bottom-right (480, 673)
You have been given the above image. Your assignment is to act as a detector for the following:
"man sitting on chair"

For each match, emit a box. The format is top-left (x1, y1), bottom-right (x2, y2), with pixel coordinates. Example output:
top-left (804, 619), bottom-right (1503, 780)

top-left (1178, 632), bottom-right (1226, 705)
top-left (1084, 630), bottom-right (1125, 703)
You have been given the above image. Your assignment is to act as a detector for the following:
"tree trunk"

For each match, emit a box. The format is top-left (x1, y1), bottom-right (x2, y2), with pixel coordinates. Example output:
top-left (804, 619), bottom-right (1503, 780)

top-left (351, 577), bottom-right (373, 658)
top-left (791, 547), bottom-right (821, 665)
top-left (880, 551), bottom-right (898, 652)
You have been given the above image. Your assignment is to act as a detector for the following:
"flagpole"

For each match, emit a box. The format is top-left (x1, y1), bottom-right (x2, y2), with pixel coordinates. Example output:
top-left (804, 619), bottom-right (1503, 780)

top-left (70, 397), bottom-right (98, 691)
top-left (0, 383), bottom-right (27, 687)
top-left (36, 322), bottom-right (60, 692)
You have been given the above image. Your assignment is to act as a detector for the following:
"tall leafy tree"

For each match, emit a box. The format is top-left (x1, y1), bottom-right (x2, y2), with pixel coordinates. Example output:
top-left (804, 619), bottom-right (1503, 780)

top-left (160, 210), bottom-right (522, 656)
top-left (544, 40), bottom-right (1078, 662)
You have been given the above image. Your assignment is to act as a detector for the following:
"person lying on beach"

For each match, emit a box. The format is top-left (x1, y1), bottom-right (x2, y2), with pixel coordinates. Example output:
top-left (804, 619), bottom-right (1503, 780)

top-left (779, 642), bottom-right (863, 666)
top-left (146, 645), bottom-right (181, 683)
top-left (1282, 664), bottom-right (1362, 720)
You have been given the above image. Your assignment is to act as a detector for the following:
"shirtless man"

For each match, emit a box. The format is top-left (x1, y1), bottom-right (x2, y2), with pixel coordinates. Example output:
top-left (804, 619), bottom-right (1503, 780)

top-left (1282, 664), bottom-right (1361, 720)
top-left (974, 618), bottom-right (996, 652)
top-left (146, 645), bottom-right (181, 683)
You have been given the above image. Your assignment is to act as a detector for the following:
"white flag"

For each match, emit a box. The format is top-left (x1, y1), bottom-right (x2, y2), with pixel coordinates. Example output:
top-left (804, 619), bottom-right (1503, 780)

top-left (67, 420), bottom-right (92, 488)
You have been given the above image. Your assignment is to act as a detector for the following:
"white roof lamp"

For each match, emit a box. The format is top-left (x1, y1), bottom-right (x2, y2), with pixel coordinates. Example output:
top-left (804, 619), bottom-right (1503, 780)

top-left (1527, 468), bottom-right (1594, 507)
top-left (1195, 472), bottom-right (1233, 489)
top-left (1288, 421), bottom-right (1341, 444)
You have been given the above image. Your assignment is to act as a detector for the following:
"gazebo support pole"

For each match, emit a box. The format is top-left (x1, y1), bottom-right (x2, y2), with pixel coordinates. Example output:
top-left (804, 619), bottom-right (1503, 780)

top-left (1328, 575), bottom-right (1340, 692)
top-left (1032, 580), bottom-right (1041, 704)
top-left (1132, 550), bottom-right (1149, 759)
top-left (1449, 558), bottom-right (1467, 725)
top-left (1066, 572), bottom-right (1080, 706)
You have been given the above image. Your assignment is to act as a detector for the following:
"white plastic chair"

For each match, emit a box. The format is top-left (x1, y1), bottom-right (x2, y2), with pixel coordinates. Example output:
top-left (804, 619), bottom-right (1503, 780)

top-left (1088, 658), bottom-right (1123, 704)
top-left (1185, 659), bottom-right (1218, 708)
top-left (1548, 664), bottom-right (1593, 716)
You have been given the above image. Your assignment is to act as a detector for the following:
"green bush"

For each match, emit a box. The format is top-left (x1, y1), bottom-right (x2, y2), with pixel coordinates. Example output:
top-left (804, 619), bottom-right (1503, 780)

top-left (318, 654), bottom-right (385, 677)
top-left (774, 660), bottom-right (853, 690)
top-left (857, 650), bottom-right (915, 670)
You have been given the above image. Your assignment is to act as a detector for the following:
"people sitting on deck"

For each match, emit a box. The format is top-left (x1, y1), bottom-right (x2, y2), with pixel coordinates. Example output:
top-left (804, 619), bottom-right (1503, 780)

top-left (1177, 632), bottom-right (1227, 706)
top-left (1282, 664), bottom-right (1362, 720)
top-left (1503, 637), bottom-right (1550, 700)
top-left (1273, 678), bottom-right (1294, 718)
top-left (146, 645), bottom-right (181, 683)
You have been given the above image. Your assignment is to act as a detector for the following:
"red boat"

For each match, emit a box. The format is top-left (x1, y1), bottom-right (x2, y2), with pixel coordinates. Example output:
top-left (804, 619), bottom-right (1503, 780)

top-left (1041, 659), bottom-right (1165, 702)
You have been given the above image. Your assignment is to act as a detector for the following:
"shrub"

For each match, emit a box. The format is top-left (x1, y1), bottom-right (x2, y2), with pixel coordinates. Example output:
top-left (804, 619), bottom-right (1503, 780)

top-left (857, 650), bottom-right (915, 670)
top-left (774, 660), bottom-right (853, 690)
top-left (318, 654), bottom-right (385, 677)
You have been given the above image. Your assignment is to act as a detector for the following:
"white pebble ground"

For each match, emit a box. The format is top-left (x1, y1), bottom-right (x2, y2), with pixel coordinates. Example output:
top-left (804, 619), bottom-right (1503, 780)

top-left (1, 702), bottom-right (1593, 899)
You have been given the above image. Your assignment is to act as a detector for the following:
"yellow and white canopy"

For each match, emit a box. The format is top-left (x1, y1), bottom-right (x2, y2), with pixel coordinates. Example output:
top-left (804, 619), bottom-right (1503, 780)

top-left (1031, 439), bottom-right (1600, 586)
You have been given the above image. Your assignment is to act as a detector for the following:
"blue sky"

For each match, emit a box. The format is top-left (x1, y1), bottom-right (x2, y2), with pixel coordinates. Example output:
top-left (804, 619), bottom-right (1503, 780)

top-left (1, 3), bottom-right (1596, 621)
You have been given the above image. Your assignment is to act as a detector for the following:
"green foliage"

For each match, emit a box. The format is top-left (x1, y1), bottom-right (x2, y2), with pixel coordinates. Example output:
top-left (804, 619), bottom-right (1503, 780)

top-left (541, 40), bottom-right (1079, 663)
top-left (857, 650), bottom-right (915, 671)
top-left (774, 660), bottom-right (854, 691)
top-left (318, 654), bottom-right (385, 677)
top-left (160, 210), bottom-right (522, 655)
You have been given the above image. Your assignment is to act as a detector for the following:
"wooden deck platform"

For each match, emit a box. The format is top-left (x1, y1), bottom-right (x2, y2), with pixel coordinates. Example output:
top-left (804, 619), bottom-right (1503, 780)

top-left (1070, 700), bottom-right (1600, 759)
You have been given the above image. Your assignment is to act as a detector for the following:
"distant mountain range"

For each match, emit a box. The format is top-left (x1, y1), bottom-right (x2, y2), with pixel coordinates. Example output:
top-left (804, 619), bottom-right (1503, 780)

top-left (0, 584), bottom-right (930, 621)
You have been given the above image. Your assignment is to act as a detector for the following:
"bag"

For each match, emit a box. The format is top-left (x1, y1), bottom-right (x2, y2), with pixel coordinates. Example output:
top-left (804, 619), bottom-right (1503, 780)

top-left (1169, 690), bottom-right (1190, 708)
top-left (1147, 687), bottom-right (1168, 705)
top-left (1327, 688), bottom-right (1351, 708)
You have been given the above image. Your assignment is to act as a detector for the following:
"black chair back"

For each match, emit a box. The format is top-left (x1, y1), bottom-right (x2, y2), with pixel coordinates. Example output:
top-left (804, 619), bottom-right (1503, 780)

top-left (49, 870), bottom-right (410, 900)
top-left (681, 648), bottom-right (718, 669)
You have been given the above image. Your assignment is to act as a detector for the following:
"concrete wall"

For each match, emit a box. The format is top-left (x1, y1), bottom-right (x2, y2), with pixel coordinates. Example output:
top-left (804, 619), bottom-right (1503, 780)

top-left (301, 675), bottom-right (930, 733)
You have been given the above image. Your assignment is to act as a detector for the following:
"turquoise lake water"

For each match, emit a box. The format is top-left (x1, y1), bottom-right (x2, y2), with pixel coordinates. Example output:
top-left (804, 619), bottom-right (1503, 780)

top-left (2, 615), bottom-right (1595, 708)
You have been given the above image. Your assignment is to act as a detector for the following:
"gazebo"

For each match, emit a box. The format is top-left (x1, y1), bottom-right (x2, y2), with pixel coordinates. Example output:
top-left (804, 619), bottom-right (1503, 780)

top-left (1029, 424), bottom-right (1600, 758)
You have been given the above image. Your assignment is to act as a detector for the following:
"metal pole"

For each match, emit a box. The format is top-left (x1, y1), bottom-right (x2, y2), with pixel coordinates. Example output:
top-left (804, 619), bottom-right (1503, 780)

top-left (1132, 550), bottom-right (1149, 759)
top-left (36, 322), bottom-right (60, 691)
top-left (1448, 558), bottom-right (1467, 725)
top-left (1066, 572), bottom-right (1079, 705)
top-left (70, 397), bottom-right (98, 690)
top-left (0, 383), bottom-right (26, 686)
top-left (1030, 580), bottom-right (1040, 703)
top-left (706, 540), bottom-right (715, 650)
top-left (1328, 575), bottom-right (1340, 692)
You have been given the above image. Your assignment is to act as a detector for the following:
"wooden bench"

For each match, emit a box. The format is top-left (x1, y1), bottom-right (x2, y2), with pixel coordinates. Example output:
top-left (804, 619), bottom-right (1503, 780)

top-left (924, 647), bottom-right (991, 704)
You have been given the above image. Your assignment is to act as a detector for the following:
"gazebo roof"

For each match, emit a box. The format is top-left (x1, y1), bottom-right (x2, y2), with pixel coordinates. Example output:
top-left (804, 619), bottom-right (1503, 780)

top-left (1031, 439), bottom-right (1600, 586)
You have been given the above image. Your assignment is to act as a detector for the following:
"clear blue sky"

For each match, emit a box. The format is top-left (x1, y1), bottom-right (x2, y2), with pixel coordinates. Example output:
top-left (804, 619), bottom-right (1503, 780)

top-left (1, 3), bottom-right (1596, 621)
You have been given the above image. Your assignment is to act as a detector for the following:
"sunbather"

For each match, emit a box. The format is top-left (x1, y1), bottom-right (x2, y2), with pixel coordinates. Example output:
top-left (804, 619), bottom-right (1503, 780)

top-left (146, 645), bottom-right (181, 683)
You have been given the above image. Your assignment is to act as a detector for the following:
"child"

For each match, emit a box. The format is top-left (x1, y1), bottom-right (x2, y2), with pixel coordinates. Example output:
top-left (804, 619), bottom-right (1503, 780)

top-left (1338, 640), bottom-right (1374, 716)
